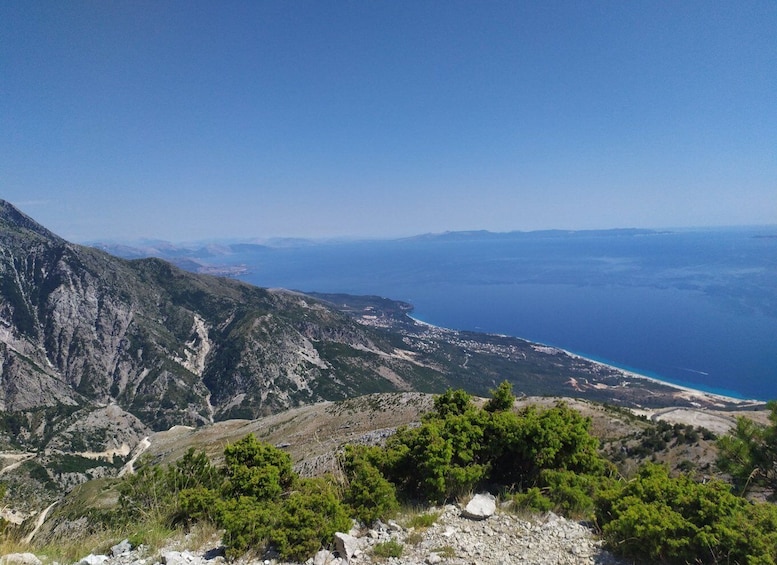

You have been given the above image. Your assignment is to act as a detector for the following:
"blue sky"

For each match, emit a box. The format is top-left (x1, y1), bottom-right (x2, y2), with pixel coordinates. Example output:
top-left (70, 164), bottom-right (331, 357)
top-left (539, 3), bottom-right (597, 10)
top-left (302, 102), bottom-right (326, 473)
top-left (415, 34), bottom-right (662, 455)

top-left (2, 1), bottom-right (775, 242)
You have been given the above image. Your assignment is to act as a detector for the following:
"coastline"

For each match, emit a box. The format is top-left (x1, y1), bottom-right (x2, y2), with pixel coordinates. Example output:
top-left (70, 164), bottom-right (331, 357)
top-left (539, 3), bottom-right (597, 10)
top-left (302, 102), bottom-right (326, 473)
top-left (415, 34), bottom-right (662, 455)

top-left (408, 315), bottom-right (764, 407)
top-left (560, 349), bottom-right (763, 406)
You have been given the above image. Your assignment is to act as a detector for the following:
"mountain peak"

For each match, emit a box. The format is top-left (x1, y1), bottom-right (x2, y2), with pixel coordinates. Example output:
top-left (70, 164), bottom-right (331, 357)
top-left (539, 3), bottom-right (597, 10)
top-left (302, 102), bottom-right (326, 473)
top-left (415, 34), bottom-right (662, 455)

top-left (0, 200), bottom-right (63, 242)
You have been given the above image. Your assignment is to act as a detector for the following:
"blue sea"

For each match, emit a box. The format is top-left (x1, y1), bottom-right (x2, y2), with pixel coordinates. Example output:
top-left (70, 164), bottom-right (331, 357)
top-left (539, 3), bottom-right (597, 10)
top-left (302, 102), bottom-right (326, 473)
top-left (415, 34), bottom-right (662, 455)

top-left (215, 227), bottom-right (777, 401)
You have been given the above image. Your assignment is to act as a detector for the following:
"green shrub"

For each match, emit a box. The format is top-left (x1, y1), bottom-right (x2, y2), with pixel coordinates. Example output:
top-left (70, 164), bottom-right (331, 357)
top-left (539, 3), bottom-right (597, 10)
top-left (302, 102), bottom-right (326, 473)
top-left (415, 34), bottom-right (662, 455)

top-left (484, 381), bottom-right (515, 412)
top-left (511, 487), bottom-right (553, 513)
top-left (117, 458), bottom-right (173, 522)
top-left (535, 469), bottom-right (610, 518)
top-left (269, 477), bottom-right (352, 561)
top-left (222, 434), bottom-right (295, 500)
top-left (340, 445), bottom-right (399, 525)
top-left (596, 463), bottom-right (777, 564)
top-left (175, 437), bottom-right (350, 561)
top-left (717, 401), bottom-right (777, 499)
top-left (218, 496), bottom-right (278, 559)
top-left (373, 383), bottom-right (607, 503)
top-left (169, 448), bottom-right (221, 492)
top-left (115, 448), bottom-right (221, 526)
top-left (177, 486), bottom-right (221, 524)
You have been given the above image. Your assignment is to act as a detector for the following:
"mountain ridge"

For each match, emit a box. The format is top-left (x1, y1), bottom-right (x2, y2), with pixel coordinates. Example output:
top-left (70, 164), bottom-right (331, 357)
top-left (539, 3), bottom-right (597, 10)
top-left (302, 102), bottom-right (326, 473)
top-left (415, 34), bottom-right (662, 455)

top-left (0, 201), bottom-right (455, 435)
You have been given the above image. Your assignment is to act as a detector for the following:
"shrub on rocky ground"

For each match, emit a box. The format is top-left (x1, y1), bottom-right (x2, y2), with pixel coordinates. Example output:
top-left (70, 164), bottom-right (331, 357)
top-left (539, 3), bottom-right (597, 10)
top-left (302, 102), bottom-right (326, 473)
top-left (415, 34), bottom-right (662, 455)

top-left (596, 463), bottom-right (777, 564)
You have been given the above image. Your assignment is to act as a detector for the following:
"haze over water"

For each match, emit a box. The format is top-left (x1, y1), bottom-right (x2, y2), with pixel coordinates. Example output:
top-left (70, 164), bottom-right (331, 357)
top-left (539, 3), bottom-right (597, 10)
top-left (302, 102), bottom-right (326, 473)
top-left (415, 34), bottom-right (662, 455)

top-left (224, 228), bottom-right (777, 401)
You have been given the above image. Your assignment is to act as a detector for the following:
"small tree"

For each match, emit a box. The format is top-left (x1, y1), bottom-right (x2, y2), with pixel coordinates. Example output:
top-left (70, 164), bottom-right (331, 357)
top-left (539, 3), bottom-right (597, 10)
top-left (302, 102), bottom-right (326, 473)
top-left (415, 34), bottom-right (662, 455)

top-left (340, 445), bottom-right (399, 525)
top-left (484, 381), bottom-right (515, 412)
top-left (717, 401), bottom-right (777, 498)
top-left (222, 434), bottom-right (295, 500)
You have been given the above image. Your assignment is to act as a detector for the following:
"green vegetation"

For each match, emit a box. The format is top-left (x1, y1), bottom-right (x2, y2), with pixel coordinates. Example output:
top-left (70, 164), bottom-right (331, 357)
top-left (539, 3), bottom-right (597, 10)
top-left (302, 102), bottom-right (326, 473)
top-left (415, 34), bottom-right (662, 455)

top-left (625, 420), bottom-right (710, 459)
top-left (340, 445), bottom-right (399, 525)
top-left (717, 401), bottom-right (777, 499)
top-left (404, 510), bottom-right (440, 529)
top-left (111, 437), bottom-right (350, 562)
top-left (432, 545), bottom-right (456, 559)
top-left (348, 383), bottom-right (608, 507)
top-left (588, 404), bottom-right (777, 564)
top-left (372, 539), bottom-right (404, 559)
top-left (596, 463), bottom-right (777, 564)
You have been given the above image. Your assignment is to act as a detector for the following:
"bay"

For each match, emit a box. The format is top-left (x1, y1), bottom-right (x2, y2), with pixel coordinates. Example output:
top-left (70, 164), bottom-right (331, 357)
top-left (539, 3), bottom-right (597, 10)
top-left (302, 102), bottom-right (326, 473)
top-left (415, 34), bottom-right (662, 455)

top-left (222, 228), bottom-right (777, 401)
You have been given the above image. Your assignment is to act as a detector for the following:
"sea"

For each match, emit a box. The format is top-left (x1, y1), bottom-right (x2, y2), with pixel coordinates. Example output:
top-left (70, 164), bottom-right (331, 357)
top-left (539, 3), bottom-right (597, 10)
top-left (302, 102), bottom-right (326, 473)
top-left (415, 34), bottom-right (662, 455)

top-left (212, 227), bottom-right (777, 401)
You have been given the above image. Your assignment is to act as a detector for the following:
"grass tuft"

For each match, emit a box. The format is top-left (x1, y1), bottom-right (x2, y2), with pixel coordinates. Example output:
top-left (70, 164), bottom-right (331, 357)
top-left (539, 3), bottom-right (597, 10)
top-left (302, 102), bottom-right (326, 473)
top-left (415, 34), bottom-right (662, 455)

top-left (404, 510), bottom-right (440, 529)
top-left (372, 539), bottom-right (403, 559)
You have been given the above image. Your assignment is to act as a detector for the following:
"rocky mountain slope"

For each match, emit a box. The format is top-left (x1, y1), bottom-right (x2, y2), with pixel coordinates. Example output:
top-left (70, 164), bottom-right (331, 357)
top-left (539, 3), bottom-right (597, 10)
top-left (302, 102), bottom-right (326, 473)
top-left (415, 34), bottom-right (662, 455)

top-left (0, 201), bottom-right (455, 444)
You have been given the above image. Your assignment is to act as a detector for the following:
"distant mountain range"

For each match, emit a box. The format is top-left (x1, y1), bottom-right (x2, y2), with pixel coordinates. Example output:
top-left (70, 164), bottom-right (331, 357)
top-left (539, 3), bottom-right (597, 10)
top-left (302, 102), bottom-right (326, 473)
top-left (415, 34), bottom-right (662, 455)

top-left (92, 228), bottom-right (666, 258)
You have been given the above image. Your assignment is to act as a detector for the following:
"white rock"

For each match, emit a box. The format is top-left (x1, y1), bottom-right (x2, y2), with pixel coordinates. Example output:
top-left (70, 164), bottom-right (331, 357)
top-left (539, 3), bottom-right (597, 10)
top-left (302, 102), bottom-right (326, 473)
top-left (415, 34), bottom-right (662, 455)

top-left (425, 552), bottom-right (442, 565)
top-left (348, 521), bottom-right (361, 537)
top-left (1, 553), bottom-right (43, 565)
top-left (334, 532), bottom-right (360, 563)
top-left (160, 550), bottom-right (201, 565)
top-left (76, 556), bottom-right (109, 565)
top-left (387, 520), bottom-right (403, 532)
top-left (313, 549), bottom-right (333, 565)
top-left (461, 493), bottom-right (496, 520)
top-left (111, 539), bottom-right (132, 557)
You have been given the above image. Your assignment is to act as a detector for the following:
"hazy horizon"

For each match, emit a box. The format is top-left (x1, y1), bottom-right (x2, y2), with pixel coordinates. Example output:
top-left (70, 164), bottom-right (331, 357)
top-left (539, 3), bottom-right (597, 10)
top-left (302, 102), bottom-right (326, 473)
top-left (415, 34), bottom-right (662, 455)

top-left (80, 222), bottom-right (777, 248)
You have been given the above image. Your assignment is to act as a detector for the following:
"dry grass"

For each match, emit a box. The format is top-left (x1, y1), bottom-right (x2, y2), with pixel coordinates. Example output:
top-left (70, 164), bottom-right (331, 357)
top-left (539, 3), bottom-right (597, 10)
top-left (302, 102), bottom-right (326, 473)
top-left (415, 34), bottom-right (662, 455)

top-left (2, 519), bottom-right (223, 564)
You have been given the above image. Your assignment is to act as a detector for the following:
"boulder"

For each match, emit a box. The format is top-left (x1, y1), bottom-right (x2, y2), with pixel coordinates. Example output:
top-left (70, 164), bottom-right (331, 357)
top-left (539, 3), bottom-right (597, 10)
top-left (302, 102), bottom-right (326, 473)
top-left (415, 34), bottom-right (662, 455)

top-left (313, 549), bottom-right (333, 565)
top-left (334, 532), bottom-right (360, 563)
top-left (111, 539), bottom-right (132, 557)
top-left (461, 493), bottom-right (496, 520)
top-left (1, 554), bottom-right (42, 565)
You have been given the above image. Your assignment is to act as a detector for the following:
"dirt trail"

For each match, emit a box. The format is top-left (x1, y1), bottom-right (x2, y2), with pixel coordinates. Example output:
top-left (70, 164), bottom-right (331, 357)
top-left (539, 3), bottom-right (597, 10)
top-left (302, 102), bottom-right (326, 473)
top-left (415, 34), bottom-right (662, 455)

top-left (23, 502), bottom-right (57, 544)
top-left (118, 437), bottom-right (151, 476)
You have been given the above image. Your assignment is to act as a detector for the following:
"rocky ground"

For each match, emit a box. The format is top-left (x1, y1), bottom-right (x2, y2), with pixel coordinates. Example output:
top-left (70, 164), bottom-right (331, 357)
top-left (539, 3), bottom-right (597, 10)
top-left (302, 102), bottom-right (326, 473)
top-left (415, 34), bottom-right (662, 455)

top-left (3, 497), bottom-right (626, 565)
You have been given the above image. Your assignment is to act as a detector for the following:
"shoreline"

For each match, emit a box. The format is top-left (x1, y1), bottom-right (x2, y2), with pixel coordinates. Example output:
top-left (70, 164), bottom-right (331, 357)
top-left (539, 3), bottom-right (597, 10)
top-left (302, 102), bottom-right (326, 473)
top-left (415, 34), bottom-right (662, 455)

top-left (408, 315), bottom-right (764, 407)
top-left (560, 349), bottom-right (763, 406)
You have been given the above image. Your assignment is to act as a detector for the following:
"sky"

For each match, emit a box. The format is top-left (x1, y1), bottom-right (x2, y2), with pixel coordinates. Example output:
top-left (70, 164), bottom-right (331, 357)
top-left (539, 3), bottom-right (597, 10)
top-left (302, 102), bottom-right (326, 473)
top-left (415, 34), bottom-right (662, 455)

top-left (2, 1), bottom-right (776, 243)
